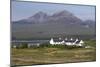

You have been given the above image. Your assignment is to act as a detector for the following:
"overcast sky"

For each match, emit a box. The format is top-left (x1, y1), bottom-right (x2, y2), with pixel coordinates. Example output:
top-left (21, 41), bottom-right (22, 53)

top-left (11, 1), bottom-right (95, 21)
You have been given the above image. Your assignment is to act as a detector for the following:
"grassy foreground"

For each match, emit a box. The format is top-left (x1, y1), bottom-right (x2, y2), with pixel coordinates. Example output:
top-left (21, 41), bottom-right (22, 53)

top-left (11, 46), bottom-right (96, 66)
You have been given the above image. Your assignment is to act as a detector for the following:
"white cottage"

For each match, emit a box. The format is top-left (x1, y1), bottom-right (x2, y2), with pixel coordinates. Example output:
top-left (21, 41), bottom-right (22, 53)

top-left (49, 38), bottom-right (84, 46)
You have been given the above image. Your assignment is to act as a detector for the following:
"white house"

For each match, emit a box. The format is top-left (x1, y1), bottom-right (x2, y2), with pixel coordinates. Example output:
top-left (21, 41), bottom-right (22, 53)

top-left (49, 38), bottom-right (84, 46)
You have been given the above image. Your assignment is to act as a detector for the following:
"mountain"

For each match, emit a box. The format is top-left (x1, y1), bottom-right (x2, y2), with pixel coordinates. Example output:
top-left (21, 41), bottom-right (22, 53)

top-left (27, 11), bottom-right (49, 23)
top-left (12, 10), bottom-right (96, 39)
top-left (51, 10), bottom-right (82, 23)
top-left (13, 10), bottom-right (82, 24)
top-left (13, 11), bottom-right (47, 24)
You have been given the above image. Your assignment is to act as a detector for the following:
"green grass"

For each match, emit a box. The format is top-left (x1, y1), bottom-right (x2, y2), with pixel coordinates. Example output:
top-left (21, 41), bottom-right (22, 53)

top-left (84, 40), bottom-right (96, 47)
top-left (11, 45), bottom-right (96, 66)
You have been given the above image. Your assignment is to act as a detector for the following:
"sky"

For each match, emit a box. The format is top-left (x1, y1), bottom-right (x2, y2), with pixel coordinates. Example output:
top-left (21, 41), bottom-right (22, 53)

top-left (11, 1), bottom-right (95, 21)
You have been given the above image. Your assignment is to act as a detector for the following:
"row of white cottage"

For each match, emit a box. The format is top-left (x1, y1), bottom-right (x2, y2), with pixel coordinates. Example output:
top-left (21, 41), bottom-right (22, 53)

top-left (12, 37), bottom-right (84, 48)
top-left (49, 38), bottom-right (84, 46)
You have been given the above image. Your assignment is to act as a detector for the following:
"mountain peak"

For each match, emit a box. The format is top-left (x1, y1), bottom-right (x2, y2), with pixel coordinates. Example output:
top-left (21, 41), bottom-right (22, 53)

top-left (35, 11), bottom-right (47, 16)
top-left (29, 11), bottom-right (47, 19)
top-left (53, 10), bottom-right (73, 17)
top-left (34, 11), bottom-right (47, 18)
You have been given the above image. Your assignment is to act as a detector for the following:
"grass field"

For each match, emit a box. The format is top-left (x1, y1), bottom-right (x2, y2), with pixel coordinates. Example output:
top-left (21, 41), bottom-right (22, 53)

top-left (11, 41), bottom-right (96, 66)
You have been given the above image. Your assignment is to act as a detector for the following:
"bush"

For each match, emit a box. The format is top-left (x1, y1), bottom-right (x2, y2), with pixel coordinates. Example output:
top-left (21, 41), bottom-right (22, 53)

top-left (84, 40), bottom-right (96, 47)
top-left (39, 43), bottom-right (51, 48)
top-left (39, 43), bottom-right (83, 49)
top-left (20, 43), bottom-right (28, 48)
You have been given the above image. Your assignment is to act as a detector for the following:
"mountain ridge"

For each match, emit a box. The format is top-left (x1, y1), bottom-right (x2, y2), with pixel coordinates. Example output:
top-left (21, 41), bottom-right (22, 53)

top-left (12, 10), bottom-right (82, 23)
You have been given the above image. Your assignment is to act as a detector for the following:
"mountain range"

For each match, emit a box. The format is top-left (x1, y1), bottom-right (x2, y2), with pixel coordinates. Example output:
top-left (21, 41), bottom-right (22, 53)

top-left (12, 10), bottom-right (96, 39)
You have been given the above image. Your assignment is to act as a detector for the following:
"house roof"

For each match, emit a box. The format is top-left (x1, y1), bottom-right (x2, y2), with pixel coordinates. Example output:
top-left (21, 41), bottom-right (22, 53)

top-left (76, 40), bottom-right (80, 44)
top-left (53, 39), bottom-right (63, 42)
top-left (53, 39), bottom-right (76, 42)
top-left (64, 40), bottom-right (75, 42)
top-left (52, 38), bottom-right (81, 43)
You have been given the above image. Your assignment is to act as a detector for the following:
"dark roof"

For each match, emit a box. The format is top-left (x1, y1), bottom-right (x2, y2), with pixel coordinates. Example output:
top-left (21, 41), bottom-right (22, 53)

top-left (53, 39), bottom-right (63, 42)
top-left (64, 40), bottom-right (75, 42)
top-left (53, 38), bottom-right (81, 43)
top-left (76, 40), bottom-right (80, 44)
top-left (53, 39), bottom-right (76, 42)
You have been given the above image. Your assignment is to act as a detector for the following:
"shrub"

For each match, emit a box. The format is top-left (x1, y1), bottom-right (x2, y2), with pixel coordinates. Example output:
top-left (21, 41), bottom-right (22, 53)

top-left (20, 43), bottom-right (28, 48)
